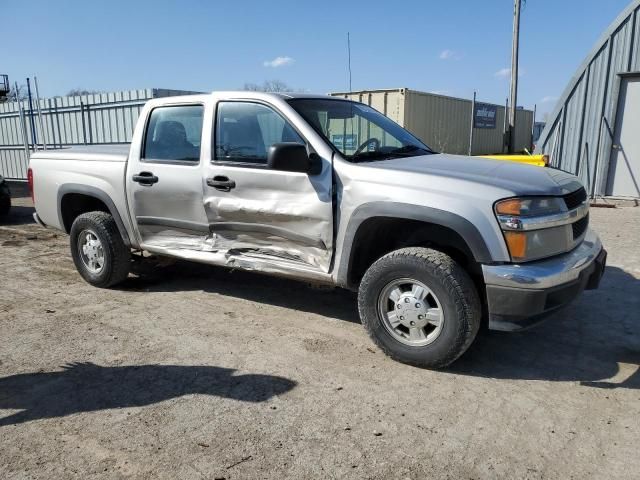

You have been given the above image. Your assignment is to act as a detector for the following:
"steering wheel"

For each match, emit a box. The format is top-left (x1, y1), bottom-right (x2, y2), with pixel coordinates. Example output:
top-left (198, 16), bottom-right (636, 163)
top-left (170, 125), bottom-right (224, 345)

top-left (354, 137), bottom-right (381, 155)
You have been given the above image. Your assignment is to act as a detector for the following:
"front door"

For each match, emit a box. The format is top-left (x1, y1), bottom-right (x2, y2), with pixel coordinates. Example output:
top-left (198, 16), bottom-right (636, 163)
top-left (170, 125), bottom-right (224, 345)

top-left (126, 103), bottom-right (210, 250)
top-left (203, 100), bottom-right (334, 271)
top-left (607, 76), bottom-right (640, 197)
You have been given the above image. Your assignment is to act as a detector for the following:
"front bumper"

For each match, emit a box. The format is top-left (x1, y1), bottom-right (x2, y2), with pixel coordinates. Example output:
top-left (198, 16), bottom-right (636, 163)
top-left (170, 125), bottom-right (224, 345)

top-left (482, 228), bottom-right (606, 331)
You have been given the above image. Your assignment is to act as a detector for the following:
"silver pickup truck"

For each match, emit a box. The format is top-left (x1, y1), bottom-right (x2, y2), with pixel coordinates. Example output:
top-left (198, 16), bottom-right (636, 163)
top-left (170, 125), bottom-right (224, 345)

top-left (29, 92), bottom-right (607, 367)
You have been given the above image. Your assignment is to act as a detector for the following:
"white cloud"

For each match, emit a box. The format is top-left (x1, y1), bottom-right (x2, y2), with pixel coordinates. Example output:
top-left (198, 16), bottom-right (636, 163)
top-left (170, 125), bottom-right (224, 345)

top-left (541, 95), bottom-right (558, 103)
top-left (439, 49), bottom-right (454, 60)
top-left (263, 56), bottom-right (294, 68)
top-left (494, 67), bottom-right (525, 79)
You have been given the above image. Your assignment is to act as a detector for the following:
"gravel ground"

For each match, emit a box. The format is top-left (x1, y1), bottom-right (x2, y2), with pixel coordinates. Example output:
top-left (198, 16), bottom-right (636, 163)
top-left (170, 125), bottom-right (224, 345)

top-left (1, 194), bottom-right (639, 479)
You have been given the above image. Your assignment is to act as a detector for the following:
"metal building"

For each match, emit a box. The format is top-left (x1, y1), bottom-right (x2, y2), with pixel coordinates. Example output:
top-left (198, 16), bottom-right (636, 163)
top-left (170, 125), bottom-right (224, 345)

top-left (330, 88), bottom-right (534, 156)
top-left (0, 88), bottom-right (196, 180)
top-left (535, 0), bottom-right (640, 198)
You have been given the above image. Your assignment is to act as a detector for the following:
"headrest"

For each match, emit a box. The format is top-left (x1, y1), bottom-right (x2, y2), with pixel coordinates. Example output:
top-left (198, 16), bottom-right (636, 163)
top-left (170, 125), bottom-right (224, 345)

top-left (156, 120), bottom-right (187, 144)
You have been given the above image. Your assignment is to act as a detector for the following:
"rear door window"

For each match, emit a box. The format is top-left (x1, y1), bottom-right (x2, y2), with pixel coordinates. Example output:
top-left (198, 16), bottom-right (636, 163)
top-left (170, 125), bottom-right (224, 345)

top-left (143, 105), bottom-right (204, 163)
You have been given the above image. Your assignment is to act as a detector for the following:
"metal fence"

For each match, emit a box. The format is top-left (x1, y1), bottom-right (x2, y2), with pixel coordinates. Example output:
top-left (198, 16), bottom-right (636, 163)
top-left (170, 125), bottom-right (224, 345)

top-left (0, 88), bottom-right (196, 180)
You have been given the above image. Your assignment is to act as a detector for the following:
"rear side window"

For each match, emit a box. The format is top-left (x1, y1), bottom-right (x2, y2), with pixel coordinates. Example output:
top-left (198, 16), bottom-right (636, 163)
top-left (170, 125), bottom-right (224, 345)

top-left (214, 102), bottom-right (304, 164)
top-left (143, 105), bottom-right (204, 163)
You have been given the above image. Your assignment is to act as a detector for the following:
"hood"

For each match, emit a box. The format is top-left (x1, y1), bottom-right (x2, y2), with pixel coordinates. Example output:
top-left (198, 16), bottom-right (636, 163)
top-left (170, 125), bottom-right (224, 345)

top-left (366, 153), bottom-right (582, 196)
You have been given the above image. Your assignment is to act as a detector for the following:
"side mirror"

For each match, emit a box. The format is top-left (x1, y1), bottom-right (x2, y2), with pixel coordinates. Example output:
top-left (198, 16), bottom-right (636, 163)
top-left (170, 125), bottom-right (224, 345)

top-left (268, 143), bottom-right (320, 174)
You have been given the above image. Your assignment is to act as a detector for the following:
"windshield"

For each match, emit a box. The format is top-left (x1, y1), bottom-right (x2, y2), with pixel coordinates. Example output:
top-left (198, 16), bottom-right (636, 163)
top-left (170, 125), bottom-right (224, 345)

top-left (288, 98), bottom-right (435, 162)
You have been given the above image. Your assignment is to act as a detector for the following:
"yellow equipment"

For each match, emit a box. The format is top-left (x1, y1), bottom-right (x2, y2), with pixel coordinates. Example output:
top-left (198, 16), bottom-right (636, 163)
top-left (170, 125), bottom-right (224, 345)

top-left (478, 154), bottom-right (549, 167)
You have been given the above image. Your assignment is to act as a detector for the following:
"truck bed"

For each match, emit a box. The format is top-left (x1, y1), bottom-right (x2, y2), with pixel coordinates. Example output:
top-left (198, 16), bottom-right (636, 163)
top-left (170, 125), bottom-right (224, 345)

top-left (29, 145), bottom-right (131, 235)
top-left (33, 145), bottom-right (129, 162)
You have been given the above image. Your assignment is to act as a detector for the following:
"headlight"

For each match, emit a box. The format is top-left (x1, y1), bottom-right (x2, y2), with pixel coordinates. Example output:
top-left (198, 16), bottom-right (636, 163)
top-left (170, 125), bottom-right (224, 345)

top-left (495, 197), bottom-right (567, 217)
top-left (494, 196), bottom-right (581, 262)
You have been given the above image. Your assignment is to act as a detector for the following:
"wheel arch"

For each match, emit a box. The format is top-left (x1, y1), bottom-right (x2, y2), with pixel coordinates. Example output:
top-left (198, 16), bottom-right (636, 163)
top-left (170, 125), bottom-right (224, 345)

top-left (58, 184), bottom-right (131, 247)
top-left (337, 202), bottom-right (493, 290)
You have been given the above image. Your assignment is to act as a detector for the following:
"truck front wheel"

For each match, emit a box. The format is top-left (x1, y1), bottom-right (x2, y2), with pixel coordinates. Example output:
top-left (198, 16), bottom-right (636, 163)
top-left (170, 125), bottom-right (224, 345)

top-left (358, 247), bottom-right (481, 368)
top-left (70, 211), bottom-right (130, 288)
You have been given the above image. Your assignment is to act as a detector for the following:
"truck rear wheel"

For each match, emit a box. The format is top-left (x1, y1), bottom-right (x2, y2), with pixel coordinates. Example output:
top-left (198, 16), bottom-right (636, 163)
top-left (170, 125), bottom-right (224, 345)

top-left (358, 247), bottom-right (481, 368)
top-left (70, 211), bottom-right (130, 288)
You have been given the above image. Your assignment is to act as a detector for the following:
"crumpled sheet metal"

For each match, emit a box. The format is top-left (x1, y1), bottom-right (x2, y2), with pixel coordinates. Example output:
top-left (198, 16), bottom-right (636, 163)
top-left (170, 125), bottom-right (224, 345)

top-left (138, 221), bottom-right (333, 278)
top-left (202, 189), bottom-right (333, 271)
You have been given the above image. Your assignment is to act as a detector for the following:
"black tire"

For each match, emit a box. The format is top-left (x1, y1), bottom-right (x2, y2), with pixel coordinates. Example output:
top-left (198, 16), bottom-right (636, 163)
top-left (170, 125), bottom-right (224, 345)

top-left (0, 195), bottom-right (10, 216)
top-left (358, 247), bottom-right (481, 368)
top-left (70, 211), bottom-right (130, 288)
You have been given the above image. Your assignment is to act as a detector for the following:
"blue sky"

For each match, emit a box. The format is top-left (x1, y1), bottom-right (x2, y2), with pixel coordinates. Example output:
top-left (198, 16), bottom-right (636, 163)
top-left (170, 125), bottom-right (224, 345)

top-left (4, 0), bottom-right (632, 117)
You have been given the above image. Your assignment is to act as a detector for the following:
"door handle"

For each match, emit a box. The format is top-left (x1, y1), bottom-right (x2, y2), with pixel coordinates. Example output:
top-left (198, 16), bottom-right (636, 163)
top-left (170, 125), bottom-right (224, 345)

top-left (207, 176), bottom-right (236, 192)
top-left (132, 171), bottom-right (159, 185)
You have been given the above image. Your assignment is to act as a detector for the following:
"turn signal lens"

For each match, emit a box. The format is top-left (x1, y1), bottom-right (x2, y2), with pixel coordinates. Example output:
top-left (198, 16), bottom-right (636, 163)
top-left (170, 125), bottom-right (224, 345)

top-left (495, 198), bottom-right (522, 215)
top-left (504, 231), bottom-right (527, 260)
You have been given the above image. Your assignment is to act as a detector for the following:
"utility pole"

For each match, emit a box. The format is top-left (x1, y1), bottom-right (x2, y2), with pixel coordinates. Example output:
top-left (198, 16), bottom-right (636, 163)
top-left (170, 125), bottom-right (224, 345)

top-left (508, 0), bottom-right (521, 153)
top-left (468, 91), bottom-right (476, 156)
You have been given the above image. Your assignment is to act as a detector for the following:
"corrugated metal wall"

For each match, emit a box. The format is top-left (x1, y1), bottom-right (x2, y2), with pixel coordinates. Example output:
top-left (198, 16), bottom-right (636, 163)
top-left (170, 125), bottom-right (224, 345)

top-left (0, 88), bottom-right (196, 180)
top-left (330, 88), bottom-right (533, 156)
top-left (329, 89), bottom-right (406, 123)
top-left (324, 89), bottom-right (405, 155)
top-left (535, 0), bottom-right (640, 196)
top-left (404, 90), bottom-right (471, 154)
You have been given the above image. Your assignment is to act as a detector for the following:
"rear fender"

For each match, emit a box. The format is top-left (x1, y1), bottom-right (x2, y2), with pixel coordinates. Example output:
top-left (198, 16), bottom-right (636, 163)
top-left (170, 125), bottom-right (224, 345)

top-left (57, 184), bottom-right (132, 247)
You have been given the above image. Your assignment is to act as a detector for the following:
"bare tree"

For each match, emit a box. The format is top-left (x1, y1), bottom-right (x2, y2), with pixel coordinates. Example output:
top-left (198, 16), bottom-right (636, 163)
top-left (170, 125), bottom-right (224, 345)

top-left (241, 80), bottom-right (294, 93)
top-left (263, 80), bottom-right (293, 92)
top-left (66, 88), bottom-right (101, 97)
top-left (242, 83), bottom-right (263, 91)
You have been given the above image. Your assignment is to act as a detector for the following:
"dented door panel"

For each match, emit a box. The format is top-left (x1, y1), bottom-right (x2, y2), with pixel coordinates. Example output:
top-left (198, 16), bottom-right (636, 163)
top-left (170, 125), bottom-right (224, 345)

top-left (202, 164), bottom-right (334, 272)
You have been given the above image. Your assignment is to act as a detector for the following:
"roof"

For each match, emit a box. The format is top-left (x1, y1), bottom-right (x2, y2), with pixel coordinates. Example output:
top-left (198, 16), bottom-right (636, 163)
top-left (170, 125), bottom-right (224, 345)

top-left (210, 91), bottom-right (333, 100)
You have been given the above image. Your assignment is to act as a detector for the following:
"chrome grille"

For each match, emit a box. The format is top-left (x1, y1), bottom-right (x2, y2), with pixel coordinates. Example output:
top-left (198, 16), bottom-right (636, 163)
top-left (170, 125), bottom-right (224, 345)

top-left (572, 213), bottom-right (589, 240)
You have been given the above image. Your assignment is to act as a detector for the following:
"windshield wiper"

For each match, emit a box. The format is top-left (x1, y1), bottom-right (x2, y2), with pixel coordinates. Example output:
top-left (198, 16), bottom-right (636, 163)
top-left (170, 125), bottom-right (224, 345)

top-left (349, 151), bottom-right (391, 162)
top-left (388, 145), bottom-right (434, 156)
top-left (349, 145), bottom-right (435, 163)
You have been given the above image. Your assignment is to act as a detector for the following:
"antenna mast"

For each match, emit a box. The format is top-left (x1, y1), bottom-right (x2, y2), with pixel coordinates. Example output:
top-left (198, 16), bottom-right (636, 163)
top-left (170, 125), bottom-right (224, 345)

top-left (347, 32), bottom-right (352, 91)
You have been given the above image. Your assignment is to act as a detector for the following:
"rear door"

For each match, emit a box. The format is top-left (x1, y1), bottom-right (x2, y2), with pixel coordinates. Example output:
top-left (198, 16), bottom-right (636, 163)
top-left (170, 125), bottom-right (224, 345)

top-left (202, 100), bottom-right (334, 271)
top-left (126, 103), bottom-right (210, 250)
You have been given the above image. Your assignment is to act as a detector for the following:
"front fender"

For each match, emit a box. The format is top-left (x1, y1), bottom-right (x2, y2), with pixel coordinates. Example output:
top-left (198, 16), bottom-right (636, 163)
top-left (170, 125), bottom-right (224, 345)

top-left (335, 201), bottom-right (502, 287)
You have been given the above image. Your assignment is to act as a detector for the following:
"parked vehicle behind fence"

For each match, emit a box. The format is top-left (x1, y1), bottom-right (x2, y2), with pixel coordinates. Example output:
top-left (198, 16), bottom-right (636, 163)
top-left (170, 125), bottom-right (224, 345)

top-left (0, 174), bottom-right (11, 216)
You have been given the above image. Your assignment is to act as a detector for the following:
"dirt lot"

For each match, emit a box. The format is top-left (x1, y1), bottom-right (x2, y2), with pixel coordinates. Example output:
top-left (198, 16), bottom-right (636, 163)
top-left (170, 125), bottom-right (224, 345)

top-left (1, 193), bottom-right (639, 480)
